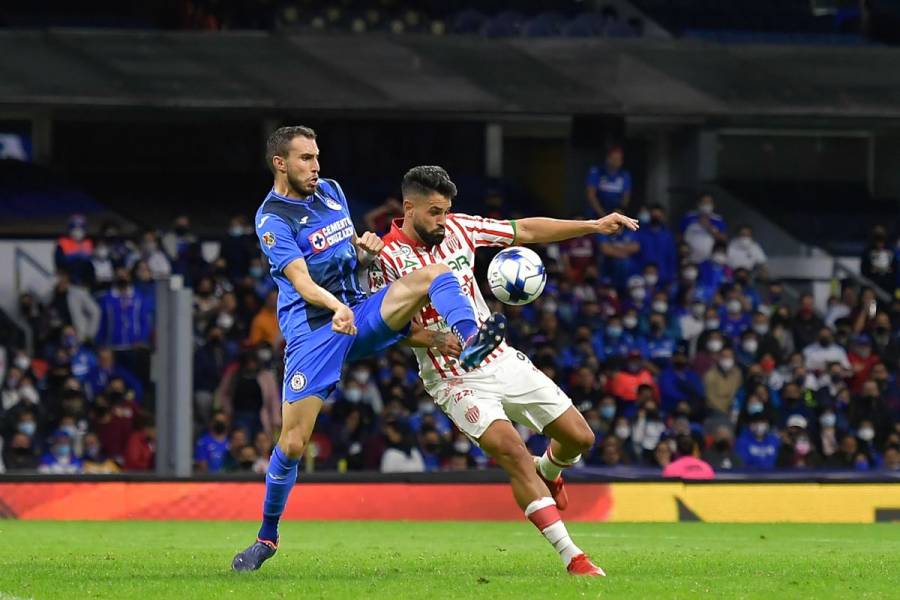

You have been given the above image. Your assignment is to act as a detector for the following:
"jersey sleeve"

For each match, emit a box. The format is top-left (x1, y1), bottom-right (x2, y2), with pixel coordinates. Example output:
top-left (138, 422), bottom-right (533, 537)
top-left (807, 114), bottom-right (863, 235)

top-left (451, 213), bottom-right (516, 249)
top-left (256, 214), bottom-right (304, 272)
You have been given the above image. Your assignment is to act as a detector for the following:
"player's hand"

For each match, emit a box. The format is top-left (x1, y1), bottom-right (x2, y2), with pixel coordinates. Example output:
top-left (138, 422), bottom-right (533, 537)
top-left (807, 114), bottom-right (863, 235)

top-left (594, 213), bottom-right (639, 235)
top-left (434, 331), bottom-right (462, 358)
top-left (356, 231), bottom-right (385, 256)
top-left (332, 304), bottom-right (357, 336)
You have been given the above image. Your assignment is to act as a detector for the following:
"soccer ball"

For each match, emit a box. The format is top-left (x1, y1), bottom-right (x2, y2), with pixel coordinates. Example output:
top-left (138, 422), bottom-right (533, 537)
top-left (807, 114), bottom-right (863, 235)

top-left (487, 246), bottom-right (547, 305)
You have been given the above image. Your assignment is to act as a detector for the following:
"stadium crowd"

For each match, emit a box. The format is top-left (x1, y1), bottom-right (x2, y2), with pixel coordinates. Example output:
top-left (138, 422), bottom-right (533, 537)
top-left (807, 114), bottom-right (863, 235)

top-left (2, 168), bottom-right (900, 477)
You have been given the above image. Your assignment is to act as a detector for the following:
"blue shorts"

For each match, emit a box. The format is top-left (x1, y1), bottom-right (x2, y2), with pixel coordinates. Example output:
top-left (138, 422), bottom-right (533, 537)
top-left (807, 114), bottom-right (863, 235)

top-left (282, 286), bottom-right (409, 403)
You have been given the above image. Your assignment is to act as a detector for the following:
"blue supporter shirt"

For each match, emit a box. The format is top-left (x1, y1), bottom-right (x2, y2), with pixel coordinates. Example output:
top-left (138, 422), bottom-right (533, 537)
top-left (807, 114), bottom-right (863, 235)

top-left (254, 179), bottom-right (366, 341)
top-left (735, 431), bottom-right (780, 471)
top-left (586, 166), bottom-right (631, 214)
top-left (194, 433), bottom-right (229, 472)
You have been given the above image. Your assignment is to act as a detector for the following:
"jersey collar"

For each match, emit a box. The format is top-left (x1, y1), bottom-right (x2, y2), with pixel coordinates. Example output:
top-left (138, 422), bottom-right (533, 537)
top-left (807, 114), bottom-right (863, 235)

top-left (268, 187), bottom-right (313, 204)
top-left (389, 218), bottom-right (429, 249)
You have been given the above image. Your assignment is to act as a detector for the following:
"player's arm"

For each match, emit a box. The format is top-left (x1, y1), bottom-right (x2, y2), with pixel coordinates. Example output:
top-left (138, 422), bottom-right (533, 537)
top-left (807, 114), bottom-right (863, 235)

top-left (283, 257), bottom-right (357, 335)
top-left (514, 213), bottom-right (639, 244)
top-left (402, 321), bottom-right (462, 357)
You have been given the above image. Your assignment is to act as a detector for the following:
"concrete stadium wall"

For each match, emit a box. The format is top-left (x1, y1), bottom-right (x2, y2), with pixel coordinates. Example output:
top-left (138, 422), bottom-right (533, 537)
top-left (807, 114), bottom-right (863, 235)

top-left (2, 482), bottom-right (899, 523)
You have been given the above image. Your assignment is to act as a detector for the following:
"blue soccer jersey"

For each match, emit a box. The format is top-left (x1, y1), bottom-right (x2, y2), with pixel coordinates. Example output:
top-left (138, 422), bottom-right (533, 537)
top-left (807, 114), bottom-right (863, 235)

top-left (254, 179), bottom-right (367, 341)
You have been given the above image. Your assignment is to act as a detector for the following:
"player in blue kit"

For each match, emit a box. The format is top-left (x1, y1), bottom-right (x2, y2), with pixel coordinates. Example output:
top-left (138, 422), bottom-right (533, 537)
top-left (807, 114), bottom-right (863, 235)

top-left (232, 126), bottom-right (506, 571)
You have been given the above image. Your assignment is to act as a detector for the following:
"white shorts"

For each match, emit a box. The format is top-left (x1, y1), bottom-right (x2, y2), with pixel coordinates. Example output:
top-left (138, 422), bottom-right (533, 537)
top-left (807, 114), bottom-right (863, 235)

top-left (426, 349), bottom-right (573, 440)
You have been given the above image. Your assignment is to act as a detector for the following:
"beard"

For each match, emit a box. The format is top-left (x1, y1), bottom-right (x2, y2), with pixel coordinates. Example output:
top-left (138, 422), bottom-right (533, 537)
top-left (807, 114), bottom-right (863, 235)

top-left (286, 170), bottom-right (316, 197)
top-left (413, 221), bottom-right (445, 247)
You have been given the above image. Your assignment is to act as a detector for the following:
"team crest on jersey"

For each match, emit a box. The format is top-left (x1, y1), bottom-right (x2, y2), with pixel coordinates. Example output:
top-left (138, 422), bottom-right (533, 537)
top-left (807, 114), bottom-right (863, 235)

top-left (262, 231), bottom-right (276, 248)
top-left (464, 405), bottom-right (480, 424)
top-left (290, 371), bottom-right (307, 392)
top-left (445, 232), bottom-right (461, 253)
top-left (323, 197), bottom-right (343, 211)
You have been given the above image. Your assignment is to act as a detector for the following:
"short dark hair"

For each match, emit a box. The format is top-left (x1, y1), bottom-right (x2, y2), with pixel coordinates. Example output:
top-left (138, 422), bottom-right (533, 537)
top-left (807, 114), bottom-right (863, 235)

top-left (676, 434), bottom-right (696, 457)
top-left (401, 165), bottom-right (457, 200)
top-left (265, 126), bottom-right (316, 174)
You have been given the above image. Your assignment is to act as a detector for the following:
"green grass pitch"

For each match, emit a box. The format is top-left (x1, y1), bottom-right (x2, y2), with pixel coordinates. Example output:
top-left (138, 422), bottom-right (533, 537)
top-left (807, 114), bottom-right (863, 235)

top-left (2, 521), bottom-right (899, 599)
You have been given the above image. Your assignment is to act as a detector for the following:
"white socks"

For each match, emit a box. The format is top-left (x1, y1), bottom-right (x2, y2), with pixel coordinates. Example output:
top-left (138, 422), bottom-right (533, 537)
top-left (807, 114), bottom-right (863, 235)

top-left (538, 447), bottom-right (580, 482)
top-left (524, 497), bottom-right (582, 566)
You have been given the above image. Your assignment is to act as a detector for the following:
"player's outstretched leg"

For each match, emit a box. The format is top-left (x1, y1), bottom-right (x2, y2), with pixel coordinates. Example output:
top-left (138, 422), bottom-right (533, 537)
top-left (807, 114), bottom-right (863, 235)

top-left (380, 263), bottom-right (505, 369)
top-left (478, 420), bottom-right (604, 576)
top-left (232, 395), bottom-right (323, 572)
top-left (534, 407), bottom-right (596, 511)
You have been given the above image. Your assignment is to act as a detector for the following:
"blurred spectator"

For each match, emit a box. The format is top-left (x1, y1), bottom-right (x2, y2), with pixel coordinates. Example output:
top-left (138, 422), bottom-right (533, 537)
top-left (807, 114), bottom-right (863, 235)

top-left (364, 197), bottom-right (404, 235)
top-left (90, 239), bottom-right (115, 289)
top-left (663, 435), bottom-right (714, 479)
top-left (380, 419), bottom-right (425, 473)
top-left (599, 222), bottom-right (641, 290)
top-left (38, 431), bottom-right (82, 474)
top-left (81, 432), bottom-right (120, 474)
top-left (848, 335), bottom-right (880, 393)
top-left (652, 440), bottom-right (672, 469)
top-left (585, 146), bottom-right (631, 217)
top-left (735, 414), bottom-right (779, 470)
top-left (696, 243), bottom-right (731, 298)
top-left (215, 292), bottom-right (247, 343)
top-left (803, 326), bottom-right (851, 373)
top-left (680, 194), bottom-right (727, 264)
top-left (253, 431), bottom-right (273, 474)
top-left (194, 414), bottom-right (230, 473)
top-left (96, 268), bottom-right (154, 374)
top-left (792, 294), bottom-right (825, 350)
top-left (194, 325), bottom-right (232, 427)
top-left (636, 204), bottom-right (677, 286)
top-left (54, 214), bottom-right (94, 285)
top-left (235, 444), bottom-right (259, 472)
top-left (703, 347), bottom-right (742, 416)
top-left (595, 435), bottom-right (627, 467)
top-left (882, 446), bottom-right (900, 471)
top-left (85, 347), bottom-right (143, 403)
top-left (825, 285), bottom-right (857, 328)
top-left (630, 395), bottom-right (666, 462)
top-left (221, 215), bottom-right (257, 279)
top-left (658, 349), bottom-right (705, 417)
top-left (127, 231), bottom-right (171, 279)
top-left (2, 431), bottom-right (39, 471)
top-left (827, 433), bottom-right (870, 470)
top-left (91, 391), bottom-right (138, 465)
top-left (558, 220), bottom-right (598, 282)
top-left (193, 276), bottom-right (221, 335)
top-left (124, 420), bottom-right (156, 471)
top-left (871, 312), bottom-right (900, 367)
top-left (777, 415), bottom-right (822, 469)
top-left (860, 225), bottom-right (896, 295)
top-left (249, 289), bottom-right (281, 348)
top-left (609, 351), bottom-right (657, 409)
top-left (702, 425), bottom-right (743, 470)
top-left (44, 272), bottom-right (101, 343)
top-left (726, 225), bottom-right (767, 272)
top-left (215, 350), bottom-right (281, 438)
top-left (161, 215), bottom-right (204, 283)
top-left (223, 428), bottom-right (249, 472)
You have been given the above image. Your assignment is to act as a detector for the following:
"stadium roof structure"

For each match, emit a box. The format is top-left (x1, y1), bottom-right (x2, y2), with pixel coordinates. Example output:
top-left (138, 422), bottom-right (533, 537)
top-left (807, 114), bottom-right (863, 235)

top-left (3, 30), bottom-right (900, 119)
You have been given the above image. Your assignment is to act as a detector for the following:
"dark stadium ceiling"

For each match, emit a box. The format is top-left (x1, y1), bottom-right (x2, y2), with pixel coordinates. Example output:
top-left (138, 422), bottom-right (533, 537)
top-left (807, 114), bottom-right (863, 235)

top-left (3, 30), bottom-right (900, 118)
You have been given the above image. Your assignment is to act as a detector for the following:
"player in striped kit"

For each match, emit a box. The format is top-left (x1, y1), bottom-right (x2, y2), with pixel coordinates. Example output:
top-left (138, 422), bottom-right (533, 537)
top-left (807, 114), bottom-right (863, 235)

top-left (370, 166), bottom-right (638, 576)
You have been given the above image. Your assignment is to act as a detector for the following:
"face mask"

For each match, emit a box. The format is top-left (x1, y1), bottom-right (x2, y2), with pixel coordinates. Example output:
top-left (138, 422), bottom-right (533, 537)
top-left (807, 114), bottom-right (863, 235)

top-left (63, 334), bottom-right (78, 349)
top-left (212, 422), bottom-right (227, 435)
top-left (747, 401), bottom-right (763, 415)
top-left (638, 209), bottom-right (650, 222)
top-left (543, 300), bottom-right (559, 313)
top-left (53, 444), bottom-right (71, 458)
top-left (751, 422), bottom-right (769, 437)
top-left (600, 405), bottom-right (616, 420)
top-left (652, 301), bottom-right (668, 314)
top-left (707, 339), bottom-right (723, 352)
top-left (18, 421), bottom-right (37, 437)
top-left (683, 268), bottom-right (698, 282)
top-left (820, 413), bottom-right (836, 428)
top-left (818, 336), bottom-right (832, 346)
top-left (727, 300), bottom-right (742, 314)
top-left (615, 425), bottom-right (631, 439)
top-left (699, 203), bottom-right (714, 215)
top-left (719, 357), bottom-right (735, 371)
top-left (216, 313), bottom-right (234, 330)
top-left (753, 324), bottom-right (769, 336)
top-left (240, 460), bottom-right (255, 469)
top-left (795, 439), bottom-right (811, 455)
top-left (86, 445), bottom-right (101, 460)
top-left (141, 242), bottom-right (158, 255)
top-left (623, 316), bottom-right (638, 330)
top-left (418, 401), bottom-right (435, 415)
top-left (712, 253), bottom-right (727, 265)
top-left (453, 438), bottom-right (471, 454)
top-left (587, 418), bottom-right (602, 431)
top-left (742, 339), bottom-right (758, 354)
top-left (345, 388), bottom-right (363, 403)
top-left (705, 319), bottom-right (720, 331)
top-left (631, 287), bottom-right (647, 301)
top-left (257, 349), bottom-right (273, 363)
top-left (644, 274), bottom-right (659, 287)
top-left (14, 356), bottom-right (30, 371)
top-left (70, 227), bottom-right (85, 241)
top-left (115, 277), bottom-right (130, 289)
top-left (352, 370), bottom-right (370, 385)
top-left (858, 427), bottom-right (875, 442)
top-left (19, 386), bottom-right (39, 404)
top-left (607, 325), bottom-right (623, 338)
top-left (691, 303), bottom-right (706, 318)
top-left (229, 226), bottom-right (244, 237)
top-left (249, 266), bottom-right (264, 278)
top-left (61, 425), bottom-right (78, 438)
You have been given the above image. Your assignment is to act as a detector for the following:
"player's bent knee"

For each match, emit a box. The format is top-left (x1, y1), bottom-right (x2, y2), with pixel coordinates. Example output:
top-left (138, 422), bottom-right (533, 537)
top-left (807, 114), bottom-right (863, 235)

top-left (573, 429), bottom-right (596, 455)
top-left (279, 434), bottom-right (307, 460)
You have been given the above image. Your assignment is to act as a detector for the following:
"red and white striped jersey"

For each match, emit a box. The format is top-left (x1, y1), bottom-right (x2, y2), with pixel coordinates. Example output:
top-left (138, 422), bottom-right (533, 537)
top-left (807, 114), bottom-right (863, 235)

top-left (368, 213), bottom-right (516, 384)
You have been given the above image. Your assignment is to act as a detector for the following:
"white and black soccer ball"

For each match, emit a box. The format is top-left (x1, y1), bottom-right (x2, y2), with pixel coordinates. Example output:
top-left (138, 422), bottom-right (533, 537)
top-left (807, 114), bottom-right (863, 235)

top-left (487, 246), bottom-right (547, 305)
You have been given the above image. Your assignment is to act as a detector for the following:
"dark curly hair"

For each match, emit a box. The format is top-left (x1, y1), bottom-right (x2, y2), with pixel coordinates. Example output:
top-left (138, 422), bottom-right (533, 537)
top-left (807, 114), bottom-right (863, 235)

top-left (401, 165), bottom-right (457, 200)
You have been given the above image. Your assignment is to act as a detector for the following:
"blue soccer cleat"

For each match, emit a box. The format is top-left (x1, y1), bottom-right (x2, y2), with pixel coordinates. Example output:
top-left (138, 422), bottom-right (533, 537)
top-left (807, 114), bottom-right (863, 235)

top-left (232, 538), bottom-right (277, 572)
top-left (459, 313), bottom-right (507, 370)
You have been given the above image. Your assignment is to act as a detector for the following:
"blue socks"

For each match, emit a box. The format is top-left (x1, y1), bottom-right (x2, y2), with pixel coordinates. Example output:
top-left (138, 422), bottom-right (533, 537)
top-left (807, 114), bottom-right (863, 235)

top-left (428, 271), bottom-right (478, 343)
top-left (257, 446), bottom-right (299, 544)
